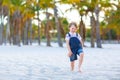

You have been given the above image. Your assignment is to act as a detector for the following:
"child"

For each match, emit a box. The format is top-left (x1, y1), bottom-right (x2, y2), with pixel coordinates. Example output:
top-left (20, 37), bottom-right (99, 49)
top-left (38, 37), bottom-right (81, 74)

top-left (65, 22), bottom-right (84, 72)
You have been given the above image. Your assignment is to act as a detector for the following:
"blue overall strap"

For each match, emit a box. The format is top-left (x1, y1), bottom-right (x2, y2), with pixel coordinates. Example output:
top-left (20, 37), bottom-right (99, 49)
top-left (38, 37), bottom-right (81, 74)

top-left (76, 33), bottom-right (78, 37)
top-left (68, 33), bottom-right (78, 37)
top-left (68, 33), bottom-right (71, 37)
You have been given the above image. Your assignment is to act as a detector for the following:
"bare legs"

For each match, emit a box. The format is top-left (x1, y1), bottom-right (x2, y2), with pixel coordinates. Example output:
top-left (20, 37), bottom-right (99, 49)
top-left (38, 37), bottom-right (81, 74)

top-left (78, 53), bottom-right (84, 72)
top-left (70, 53), bottom-right (84, 72)
top-left (71, 61), bottom-right (75, 71)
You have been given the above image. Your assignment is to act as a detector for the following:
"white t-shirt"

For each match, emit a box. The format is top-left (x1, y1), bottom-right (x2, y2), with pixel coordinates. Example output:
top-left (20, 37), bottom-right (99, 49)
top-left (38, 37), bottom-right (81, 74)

top-left (65, 32), bottom-right (82, 41)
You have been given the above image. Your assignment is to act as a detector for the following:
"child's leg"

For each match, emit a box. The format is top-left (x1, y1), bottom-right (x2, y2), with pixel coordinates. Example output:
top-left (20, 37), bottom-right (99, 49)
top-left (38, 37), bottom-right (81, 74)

top-left (70, 53), bottom-right (77, 71)
top-left (71, 61), bottom-right (75, 71)
top-left (78, 53), bottom-right (84, 72)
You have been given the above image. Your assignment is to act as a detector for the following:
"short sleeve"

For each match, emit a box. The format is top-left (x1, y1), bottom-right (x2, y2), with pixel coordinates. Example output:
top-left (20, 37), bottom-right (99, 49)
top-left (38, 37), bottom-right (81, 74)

top-left (65, 34), bottom-right (70, 41)
top-left (78, 34), bottom-right (82, 41)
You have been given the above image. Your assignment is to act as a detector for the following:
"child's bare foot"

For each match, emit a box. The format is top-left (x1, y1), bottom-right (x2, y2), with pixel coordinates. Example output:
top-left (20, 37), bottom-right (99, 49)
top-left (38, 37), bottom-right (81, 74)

top-left (78, 69), bottom-right (82, 73)
top-left (71, 69), bottom-right (74, 72)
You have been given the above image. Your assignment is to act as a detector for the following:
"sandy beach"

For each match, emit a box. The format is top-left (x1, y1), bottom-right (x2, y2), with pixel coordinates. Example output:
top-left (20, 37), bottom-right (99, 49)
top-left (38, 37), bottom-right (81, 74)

top-left (0, 42), bottom-right (120, 80)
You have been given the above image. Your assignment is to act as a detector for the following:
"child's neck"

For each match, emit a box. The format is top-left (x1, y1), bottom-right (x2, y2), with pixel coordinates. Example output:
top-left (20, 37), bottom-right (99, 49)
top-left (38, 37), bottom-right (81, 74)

top-left (70, 31), bottom-right (76, 34)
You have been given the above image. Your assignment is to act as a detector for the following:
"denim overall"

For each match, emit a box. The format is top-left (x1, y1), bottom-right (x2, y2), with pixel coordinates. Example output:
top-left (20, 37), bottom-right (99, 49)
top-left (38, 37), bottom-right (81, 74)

top-left (68, 33), bottom-right (82, 61)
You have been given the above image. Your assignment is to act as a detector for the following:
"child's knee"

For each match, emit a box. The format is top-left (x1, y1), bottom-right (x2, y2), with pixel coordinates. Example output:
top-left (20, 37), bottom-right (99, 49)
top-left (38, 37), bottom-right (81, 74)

top-left (80, 53), bottom-right (84, 56)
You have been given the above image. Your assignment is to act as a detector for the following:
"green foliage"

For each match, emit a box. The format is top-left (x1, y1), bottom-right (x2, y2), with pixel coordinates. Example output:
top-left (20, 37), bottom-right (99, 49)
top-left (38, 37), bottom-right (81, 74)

top-left (0, 0), bottom-right (3, 5)
top-left (32, 24), bottom-right (39, 39)
top-left (1, 0), bottom-right (120, 45)
top-left (106, 29), bottom-right (117, 40)
top-left (86, 29), bottom-right (91, 38)
top-left (10, 0), bottom-right (23, 6)
top-left (61, 18), bottom-right (69, 33)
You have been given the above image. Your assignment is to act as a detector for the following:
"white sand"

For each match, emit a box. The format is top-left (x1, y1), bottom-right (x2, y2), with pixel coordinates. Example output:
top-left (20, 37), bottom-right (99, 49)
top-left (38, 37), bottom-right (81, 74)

top-left (0, 42), bottom-right (120, 80)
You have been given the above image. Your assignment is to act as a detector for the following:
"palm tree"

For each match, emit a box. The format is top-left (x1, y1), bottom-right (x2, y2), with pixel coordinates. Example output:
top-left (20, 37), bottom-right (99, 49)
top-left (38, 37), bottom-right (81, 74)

top-left (90, 14), bottom-right (96, 47)
top-left (35, 0), bottom-right (54, 46)
top-left (8, 0), bottom-right (24, 46)
top-left (0, 4), bottom-right (4, 45)
top-left (34, 0), bottom-right (41, 45)
top-left (106, 1), bottom-right (120, 43)
top-left (94, 4), bottom-right (102, 48)
top-left (0, 0), bottom-right (10, 45)
top-left (22, 0), bottom-right (36, 45)
top-left (85, 0), bottom-right (112, 48)
top-left (79, 16), bottom-right (86, 45)
top-left (54, 1), bottom-right (63, 47)
top-left (84, 1), bottom-right (96, 48)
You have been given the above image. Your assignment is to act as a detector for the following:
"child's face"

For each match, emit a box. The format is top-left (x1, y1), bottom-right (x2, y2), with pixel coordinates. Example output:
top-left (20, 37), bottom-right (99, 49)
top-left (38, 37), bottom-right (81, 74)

top-left (69, 25), bottom-right (77, 33)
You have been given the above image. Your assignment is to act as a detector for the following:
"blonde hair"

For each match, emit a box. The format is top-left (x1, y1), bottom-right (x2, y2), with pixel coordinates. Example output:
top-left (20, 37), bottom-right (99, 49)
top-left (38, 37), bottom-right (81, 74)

top-left (68, 22), bottom-right (77, 28)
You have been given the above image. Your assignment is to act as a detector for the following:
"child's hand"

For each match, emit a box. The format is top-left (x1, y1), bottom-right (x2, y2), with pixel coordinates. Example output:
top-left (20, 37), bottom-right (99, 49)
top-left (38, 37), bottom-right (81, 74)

top-left (67, 52), bottom-right (72, 57)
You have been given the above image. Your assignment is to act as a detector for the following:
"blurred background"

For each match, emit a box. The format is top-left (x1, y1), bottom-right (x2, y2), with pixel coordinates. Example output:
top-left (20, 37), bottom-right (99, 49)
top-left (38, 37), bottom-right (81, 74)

top-left (0, 0), bottom-right (120, 48)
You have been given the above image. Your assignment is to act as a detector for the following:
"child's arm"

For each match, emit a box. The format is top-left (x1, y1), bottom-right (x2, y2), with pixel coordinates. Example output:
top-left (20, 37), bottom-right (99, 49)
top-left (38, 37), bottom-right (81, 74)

top-left (80, 40), bottom-right (84, 48)
top-left (66, 40), bottom-right (72, 57)
top-left (78, 34), bottom-right (84, 48)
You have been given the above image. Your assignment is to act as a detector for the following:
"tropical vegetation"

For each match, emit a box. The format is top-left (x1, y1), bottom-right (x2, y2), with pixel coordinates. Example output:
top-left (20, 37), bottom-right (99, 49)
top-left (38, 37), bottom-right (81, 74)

top-left (0, 0), bottom-right (120, 48)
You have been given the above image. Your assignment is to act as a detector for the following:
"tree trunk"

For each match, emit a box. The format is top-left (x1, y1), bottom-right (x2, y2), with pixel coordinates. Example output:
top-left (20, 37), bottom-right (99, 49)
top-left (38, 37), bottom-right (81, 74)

top-left (23, 18), bottom-right (32, 45)
top-left (79, 17), bottom-right (86, 46)
top-left (23, 20), bottom-right (29, 45)
top-left (16, 18), bottom-right (21, 46)
top-left (0, 7), bottom-right (3, 45)
top-left (13, 23), bottom-right (17, 45)
top-left (90, 15), bottom-right (96, 47)
top-left (37, 11), bottom-right (40, 45)
top-left (94, 5), bottom-right (102, 48)
top-left (13, 10), bottom-right (21, 46)
top-left (45, 9), bottom-right (51, 46)
top-left (59, 19), bottom-right (65, 38)
top-left (54, 5), bottom-right (63, 47)
top-left (10, 17), bottom-right (14, 45)
top-left (29, 19), bottom-right (32, 45)
top-left (6, 11), bottom-right (10, 45)
top-left (108, 29), bottom-right (112, 43)
top-left (117, 34), bottom-right (120, 43)
top-left (0, 23), bottom-right (3, 45)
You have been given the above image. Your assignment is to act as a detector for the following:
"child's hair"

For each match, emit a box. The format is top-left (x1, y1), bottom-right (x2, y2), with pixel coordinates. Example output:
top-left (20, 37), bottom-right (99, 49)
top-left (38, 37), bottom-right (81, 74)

top-left (68, 22), bottom-right (77, 28)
